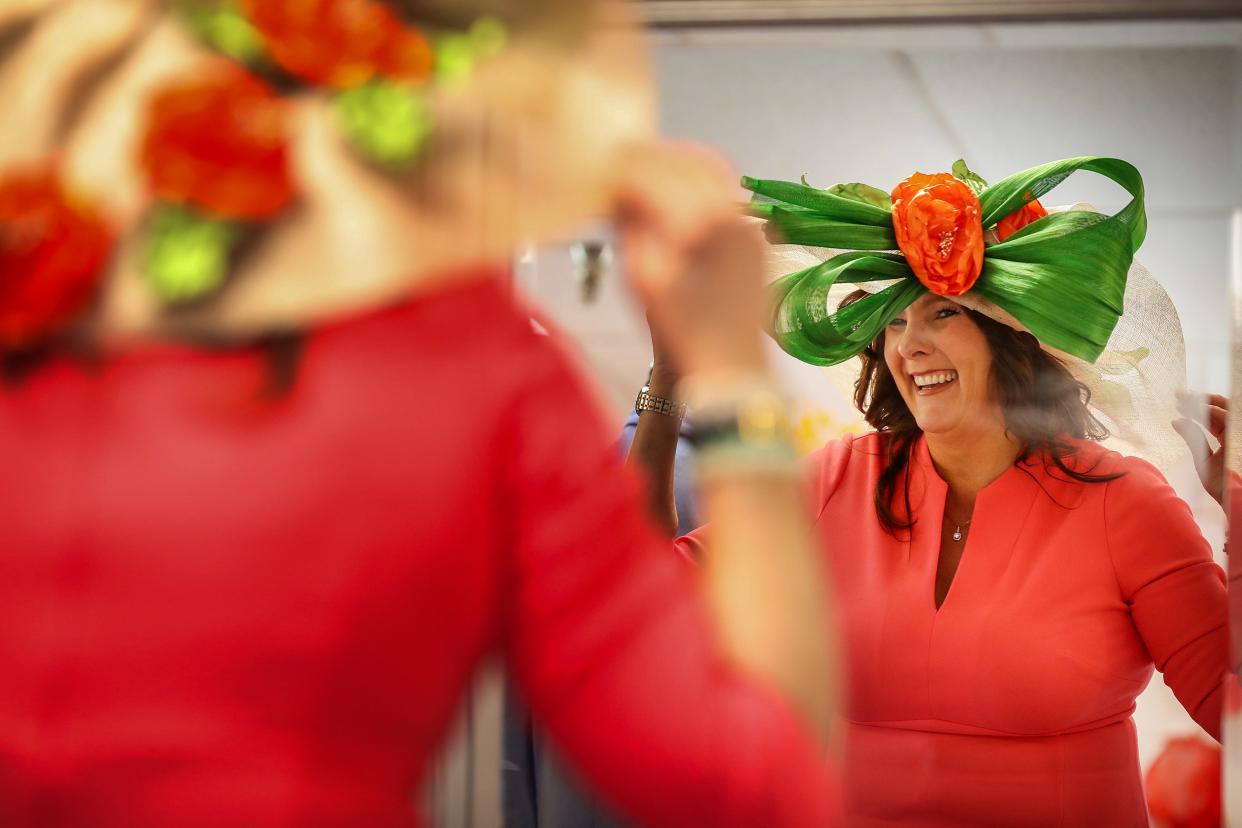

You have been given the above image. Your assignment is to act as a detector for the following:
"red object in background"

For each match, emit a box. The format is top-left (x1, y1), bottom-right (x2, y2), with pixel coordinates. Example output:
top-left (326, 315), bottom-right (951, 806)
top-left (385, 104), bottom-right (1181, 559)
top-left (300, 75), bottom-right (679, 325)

top-left (996, 195), bottom-right (1049, 242)
top-left (141, 61), bottom-right (294, 220)
top-left (0, 166), bottom-right (113, 349)
top-left (1146, 736), bottom-right (1221, 828)
top-left (240, 0), bottom-right (434, 89)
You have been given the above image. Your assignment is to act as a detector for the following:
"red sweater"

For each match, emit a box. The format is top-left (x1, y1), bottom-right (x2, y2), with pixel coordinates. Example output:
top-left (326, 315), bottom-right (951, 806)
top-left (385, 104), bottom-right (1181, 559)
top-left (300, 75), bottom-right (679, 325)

top-left (0, 272), bottom-right (836, 827)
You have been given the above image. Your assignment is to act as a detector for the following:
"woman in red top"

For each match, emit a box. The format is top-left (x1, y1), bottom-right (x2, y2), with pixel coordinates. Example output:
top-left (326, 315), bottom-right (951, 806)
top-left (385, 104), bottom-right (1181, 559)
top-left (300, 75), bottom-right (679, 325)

top-left (635, 160), bottom-right (1232, 825)
top-left (0, 2), bottom-right (839, 825)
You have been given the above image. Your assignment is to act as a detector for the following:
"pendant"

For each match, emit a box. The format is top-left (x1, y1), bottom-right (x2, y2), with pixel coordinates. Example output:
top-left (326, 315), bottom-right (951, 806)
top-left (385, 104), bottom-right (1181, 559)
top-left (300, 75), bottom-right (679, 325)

top-left (952, 526), bottom-right (963, 542)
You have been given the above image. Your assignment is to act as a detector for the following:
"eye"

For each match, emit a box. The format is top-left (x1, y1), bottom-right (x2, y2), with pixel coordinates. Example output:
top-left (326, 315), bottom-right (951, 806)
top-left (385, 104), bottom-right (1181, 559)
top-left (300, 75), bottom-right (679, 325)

top-left (887, 317), bottom-right (907, 330)
top-left (934, 306), bottom-right (960, 320)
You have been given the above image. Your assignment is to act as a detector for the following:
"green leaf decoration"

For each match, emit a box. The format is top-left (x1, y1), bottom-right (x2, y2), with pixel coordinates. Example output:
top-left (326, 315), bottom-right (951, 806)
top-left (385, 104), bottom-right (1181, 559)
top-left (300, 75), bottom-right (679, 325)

top-left (951, 159), bottom-right (989, 196)
top-left (826, 182), bottom-right (893, 211)
top-left (758, 205), bottom-right (897, 250)
top-left (793, 176), bottom-right (892, 211)
top-left (765, 251), bottom-right (923, 365)
top-left (742, 176), bottom-right (892, 227)
top-left (750, 156), bottom-right (1146, 365)
top-left (176, 1), bottom-right (267, 66)
top-left (146, 204), bottom-right (239, 305)
top-left (335, 81), bottom-right (434, 169)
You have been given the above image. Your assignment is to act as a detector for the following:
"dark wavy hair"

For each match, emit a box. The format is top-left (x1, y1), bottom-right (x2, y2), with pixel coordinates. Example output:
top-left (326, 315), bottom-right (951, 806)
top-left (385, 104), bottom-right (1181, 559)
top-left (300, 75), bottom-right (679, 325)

top-left (842, 290), bottom-right (1122, 536)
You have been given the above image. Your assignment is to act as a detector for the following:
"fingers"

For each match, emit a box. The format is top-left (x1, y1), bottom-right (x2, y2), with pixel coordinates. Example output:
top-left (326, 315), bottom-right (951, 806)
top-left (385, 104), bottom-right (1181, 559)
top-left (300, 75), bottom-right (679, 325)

top-left (1208, 404), bottom-right (1227, 442)
top-left (614, 140), bottom-right (743, 303)
top-left (1173, 416), bottom-right (1212, 474)
top-left (0, 0), bottom-right (155, 168)
top-left (614, 141), bottom-right (738, 241)
top-left (1177, 389), bottom-right (1230, 443)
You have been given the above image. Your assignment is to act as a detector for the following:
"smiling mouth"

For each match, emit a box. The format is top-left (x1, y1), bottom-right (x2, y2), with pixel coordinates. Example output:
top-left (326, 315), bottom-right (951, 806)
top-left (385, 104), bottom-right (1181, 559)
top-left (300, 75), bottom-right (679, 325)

top-left (912, 370), bottom-right (958, 394)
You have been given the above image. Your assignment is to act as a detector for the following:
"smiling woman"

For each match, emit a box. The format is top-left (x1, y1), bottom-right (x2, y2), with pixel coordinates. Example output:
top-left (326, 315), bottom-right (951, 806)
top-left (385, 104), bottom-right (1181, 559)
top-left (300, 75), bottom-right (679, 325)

top-left (629, 157), bottom-right (1234, 825)
top-left (852, 290), bottom-right (1119, 538)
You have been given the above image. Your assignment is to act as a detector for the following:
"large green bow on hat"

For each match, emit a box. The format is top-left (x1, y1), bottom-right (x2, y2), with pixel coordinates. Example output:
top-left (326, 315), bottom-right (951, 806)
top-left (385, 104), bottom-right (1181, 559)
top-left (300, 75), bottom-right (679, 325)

top-left (745, 156), bottom-right (1146, 366)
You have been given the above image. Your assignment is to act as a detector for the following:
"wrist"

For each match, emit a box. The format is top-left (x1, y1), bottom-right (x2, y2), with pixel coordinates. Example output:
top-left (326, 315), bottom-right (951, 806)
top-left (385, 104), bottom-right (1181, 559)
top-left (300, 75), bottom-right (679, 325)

top-left (679, 373), bottom-right (799, 479)
top-left (647, 363), bottom-right (682, 396)
top-left (682, 341), bottom-right (769, 379)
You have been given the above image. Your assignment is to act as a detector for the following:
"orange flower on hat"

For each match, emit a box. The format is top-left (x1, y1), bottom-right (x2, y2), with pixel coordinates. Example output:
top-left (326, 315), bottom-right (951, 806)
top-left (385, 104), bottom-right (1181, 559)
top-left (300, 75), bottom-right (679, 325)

top-left (239, 0), bottom-right (434, 89)
top-left (0, 166), bottom-right (113, 348)
top-left (996, 193), bottom-right (1048, 242)
top-left (141, 61), bottom-right (294, 220)
top-left (891, 172), bottom-right (984, 297)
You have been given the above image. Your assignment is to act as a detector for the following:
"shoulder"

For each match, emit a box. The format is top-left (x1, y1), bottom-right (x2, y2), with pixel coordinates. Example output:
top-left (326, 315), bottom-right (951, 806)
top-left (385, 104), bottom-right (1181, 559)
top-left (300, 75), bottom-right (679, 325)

top-left (804, 431), bottom-right (890, 509)
top-left (309, 271), bottom-right (612, 438)
top-left (1053, 438), bottom-right (1170, 499)
top-left (341, 274), bottom-right (589, 393)
top-left (1080, 445), bottom-right (1213, 588)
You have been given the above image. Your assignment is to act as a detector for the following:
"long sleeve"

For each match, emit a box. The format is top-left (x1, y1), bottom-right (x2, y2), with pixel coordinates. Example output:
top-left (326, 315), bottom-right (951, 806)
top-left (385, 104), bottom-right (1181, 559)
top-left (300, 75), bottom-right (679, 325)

top-left (499, 335), bottom-right (837, 828)
top-left (671, 434), bottom-right (861, 564)
top-left (1104, 455), bottom-right (1230, 740)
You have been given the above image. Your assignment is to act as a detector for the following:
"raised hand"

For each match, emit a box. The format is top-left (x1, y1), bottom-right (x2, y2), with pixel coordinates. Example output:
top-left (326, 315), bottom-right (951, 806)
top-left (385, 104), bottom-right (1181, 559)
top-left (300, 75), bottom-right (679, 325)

top-left (613, 141), bottom-right (768, 380)
top-left (1173, 390), bottom-right (1229, 506)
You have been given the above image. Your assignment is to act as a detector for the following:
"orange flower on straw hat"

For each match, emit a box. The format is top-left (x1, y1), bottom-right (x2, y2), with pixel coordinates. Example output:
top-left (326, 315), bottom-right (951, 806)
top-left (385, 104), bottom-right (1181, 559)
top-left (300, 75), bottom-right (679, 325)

top-left (996, 194), bottom-right (1049, 242)
top-left (890, 171), bottom-right (984, 297)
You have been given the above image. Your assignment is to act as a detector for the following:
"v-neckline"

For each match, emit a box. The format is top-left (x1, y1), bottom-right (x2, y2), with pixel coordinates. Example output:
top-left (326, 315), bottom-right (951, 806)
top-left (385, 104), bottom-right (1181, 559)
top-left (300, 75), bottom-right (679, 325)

top-left (934, 528), bottom-right (968, 611)
top-left (909, 436), bottom-right (1039, 615)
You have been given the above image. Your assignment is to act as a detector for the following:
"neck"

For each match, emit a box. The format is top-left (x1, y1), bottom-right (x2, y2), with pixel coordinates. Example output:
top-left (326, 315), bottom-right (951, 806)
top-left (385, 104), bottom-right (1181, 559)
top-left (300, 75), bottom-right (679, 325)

top-left (924, 421), bottom-right (1023, 501)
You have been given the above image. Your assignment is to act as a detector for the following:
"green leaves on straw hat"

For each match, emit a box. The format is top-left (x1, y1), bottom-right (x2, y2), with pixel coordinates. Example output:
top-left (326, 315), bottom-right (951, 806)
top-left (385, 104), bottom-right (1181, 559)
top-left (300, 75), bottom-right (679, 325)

top-left (745, 156), bottom-right (1146, 366)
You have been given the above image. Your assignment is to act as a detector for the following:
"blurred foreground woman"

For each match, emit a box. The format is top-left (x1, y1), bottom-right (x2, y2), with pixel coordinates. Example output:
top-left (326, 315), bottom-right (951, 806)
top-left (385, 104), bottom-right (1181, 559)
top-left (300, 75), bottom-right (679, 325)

top-left (0, 2), bottom-right (838, 825)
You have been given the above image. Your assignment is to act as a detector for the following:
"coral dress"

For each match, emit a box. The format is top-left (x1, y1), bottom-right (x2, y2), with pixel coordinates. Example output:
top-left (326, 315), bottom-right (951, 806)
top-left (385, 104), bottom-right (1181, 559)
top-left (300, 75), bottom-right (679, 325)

top-left (0, 271), bottom-right (835, 828)
top-left (681, 432), bottom-right (1228, 827)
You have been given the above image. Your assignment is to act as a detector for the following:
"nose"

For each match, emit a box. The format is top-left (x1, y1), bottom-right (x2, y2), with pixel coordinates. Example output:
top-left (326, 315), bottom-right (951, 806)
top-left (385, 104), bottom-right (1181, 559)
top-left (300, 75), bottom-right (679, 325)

top-left (895, 319), bottom-right (932, 361)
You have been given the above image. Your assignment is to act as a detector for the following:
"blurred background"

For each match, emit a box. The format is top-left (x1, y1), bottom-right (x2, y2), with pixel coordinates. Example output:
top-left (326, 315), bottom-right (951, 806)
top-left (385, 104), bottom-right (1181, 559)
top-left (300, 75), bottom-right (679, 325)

top-left (435, 1), bottom-right (1242, 825)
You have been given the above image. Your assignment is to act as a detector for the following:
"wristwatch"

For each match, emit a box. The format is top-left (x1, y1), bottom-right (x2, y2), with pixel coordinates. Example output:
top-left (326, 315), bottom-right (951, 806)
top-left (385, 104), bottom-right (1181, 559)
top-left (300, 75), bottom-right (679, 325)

top-left (635, 386), bottom-right (687, 420)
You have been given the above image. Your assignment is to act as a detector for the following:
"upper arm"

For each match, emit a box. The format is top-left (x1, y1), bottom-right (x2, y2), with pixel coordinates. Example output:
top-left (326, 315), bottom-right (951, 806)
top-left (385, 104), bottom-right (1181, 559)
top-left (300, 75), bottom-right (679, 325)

top-left (1104, 456), bottom-right (1229, 738)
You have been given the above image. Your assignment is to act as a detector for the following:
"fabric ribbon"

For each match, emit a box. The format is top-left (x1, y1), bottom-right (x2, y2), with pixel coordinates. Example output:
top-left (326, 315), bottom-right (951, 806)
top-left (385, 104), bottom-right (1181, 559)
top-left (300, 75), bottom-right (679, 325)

top-left (745, 156), bottom-right (1146, 366)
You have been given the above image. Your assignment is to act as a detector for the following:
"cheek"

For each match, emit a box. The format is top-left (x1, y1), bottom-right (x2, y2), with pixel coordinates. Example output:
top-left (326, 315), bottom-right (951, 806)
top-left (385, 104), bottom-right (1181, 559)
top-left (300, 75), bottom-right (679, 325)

top-left (882, 339), bottom-right (903, 379)
top-left (958, 342), bottom-right (994, 399)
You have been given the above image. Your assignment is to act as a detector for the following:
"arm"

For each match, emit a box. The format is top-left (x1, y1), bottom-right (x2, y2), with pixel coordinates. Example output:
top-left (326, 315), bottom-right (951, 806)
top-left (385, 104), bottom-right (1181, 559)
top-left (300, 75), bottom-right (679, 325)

top-left (503, 340), bottom-right (836, 828)
top-left (624, 362), bottom-right (681, 538)
top-left (613, 146), bottom-right (837, 738)
top-left (506, 143), bottom-right (839, 826)
top-left (1105, 456), bottom-right (1233, 739)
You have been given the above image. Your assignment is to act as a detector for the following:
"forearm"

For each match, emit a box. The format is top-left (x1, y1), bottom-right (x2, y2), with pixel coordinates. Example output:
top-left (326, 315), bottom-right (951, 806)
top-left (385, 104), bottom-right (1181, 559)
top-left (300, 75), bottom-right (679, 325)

top-left (624, 365), bottom-right (681, 537)
top-left (684, 371), bottom-right (837, 744)
top-left (696, 458), bottom-right (836, 744)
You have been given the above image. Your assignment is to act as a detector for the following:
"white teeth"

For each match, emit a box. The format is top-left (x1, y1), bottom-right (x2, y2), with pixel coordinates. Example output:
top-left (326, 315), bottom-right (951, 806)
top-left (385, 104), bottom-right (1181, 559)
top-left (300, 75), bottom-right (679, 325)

top-left (913, 371), bottom-right (958, 388)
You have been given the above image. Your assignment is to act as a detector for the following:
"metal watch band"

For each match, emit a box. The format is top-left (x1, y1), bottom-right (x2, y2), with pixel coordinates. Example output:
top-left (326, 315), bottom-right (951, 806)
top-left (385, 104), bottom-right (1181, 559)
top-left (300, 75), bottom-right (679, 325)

top-left (635, 386), bottom-right (687, 419)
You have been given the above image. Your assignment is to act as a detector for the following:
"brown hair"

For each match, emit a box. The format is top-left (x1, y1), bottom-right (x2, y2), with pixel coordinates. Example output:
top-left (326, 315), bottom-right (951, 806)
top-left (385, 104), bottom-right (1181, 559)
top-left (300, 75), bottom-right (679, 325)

top-left (843, 290), bottom-right (1121, 536)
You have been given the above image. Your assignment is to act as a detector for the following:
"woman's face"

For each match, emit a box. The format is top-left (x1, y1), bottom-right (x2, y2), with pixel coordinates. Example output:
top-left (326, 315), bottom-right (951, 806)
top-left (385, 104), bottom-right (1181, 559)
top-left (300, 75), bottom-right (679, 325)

top-left (882, 293), bottom-right (1003, 437)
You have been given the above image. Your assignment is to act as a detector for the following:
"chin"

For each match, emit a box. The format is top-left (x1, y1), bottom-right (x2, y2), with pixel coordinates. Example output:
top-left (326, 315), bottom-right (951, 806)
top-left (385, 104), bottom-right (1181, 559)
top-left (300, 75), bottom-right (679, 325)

top-left (911, 410), bottom-right (961, 435)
